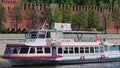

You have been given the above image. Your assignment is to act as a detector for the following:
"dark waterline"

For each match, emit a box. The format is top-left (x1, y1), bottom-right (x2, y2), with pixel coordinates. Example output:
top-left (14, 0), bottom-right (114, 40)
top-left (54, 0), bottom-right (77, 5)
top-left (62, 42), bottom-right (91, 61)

top-left (1, 62), bottom-right (120, 68)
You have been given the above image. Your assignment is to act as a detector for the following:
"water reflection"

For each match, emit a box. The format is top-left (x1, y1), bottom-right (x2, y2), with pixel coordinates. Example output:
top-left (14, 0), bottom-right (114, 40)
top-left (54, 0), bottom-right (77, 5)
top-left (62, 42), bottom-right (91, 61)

top-left (1, 62), bottom-right (119, 68)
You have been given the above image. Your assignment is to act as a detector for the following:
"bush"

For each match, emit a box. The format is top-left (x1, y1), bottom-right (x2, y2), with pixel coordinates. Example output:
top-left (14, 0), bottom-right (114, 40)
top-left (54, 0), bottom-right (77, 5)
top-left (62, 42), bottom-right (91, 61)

top-left (0, 24), bottom-right (7, 33)
top-left (97, 25), bottom-right (103, 31)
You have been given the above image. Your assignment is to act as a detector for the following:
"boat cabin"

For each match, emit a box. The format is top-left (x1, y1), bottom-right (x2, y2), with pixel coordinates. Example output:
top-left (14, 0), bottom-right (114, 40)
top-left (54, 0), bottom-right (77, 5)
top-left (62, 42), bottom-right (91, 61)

top-left (4, 44), bottom-right (105, 56)
top-left (25, 30), bottom-right (64, 46)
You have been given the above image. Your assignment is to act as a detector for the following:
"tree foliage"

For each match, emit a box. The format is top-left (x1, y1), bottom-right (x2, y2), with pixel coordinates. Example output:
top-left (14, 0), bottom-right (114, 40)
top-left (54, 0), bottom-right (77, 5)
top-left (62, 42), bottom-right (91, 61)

top-left (9, 3), bottom-right (23, 30)
top-left (0, 3), bottom-right (6, 23)
top-left (0, 3), bottom-right (7, 33)
top-left (112, 7), bottom-right (120, 34)
top-left (88, 10), bottom-right (102, 30)
top-left (54, 6), bottom-right (63, 23)
top-left (72, 10), bottom-right (88, 29)
top-left (62, 8), bottom-right (73, 23)
top-left (44, 4), bottom-right (62, 22)
top-left (24, 9), bottom-right (37, 29)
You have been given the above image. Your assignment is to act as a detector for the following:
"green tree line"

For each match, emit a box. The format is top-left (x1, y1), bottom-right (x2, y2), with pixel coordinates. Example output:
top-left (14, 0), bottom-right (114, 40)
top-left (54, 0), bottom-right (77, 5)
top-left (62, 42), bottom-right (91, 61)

top-left (25, 4), bottom-right (102, 31)
top-left (0, 1), bottom-right (120, 33)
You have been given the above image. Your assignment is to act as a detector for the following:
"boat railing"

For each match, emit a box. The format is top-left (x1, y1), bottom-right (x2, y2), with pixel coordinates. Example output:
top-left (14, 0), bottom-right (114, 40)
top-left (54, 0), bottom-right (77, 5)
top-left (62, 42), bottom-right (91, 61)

top-left (74, 37), bottom-right (97, 42)
top-left (106, 38), bottom-right (120, 44)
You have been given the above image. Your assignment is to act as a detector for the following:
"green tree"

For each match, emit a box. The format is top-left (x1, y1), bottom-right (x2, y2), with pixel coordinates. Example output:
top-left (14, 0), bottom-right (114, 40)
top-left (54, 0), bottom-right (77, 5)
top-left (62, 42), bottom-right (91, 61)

top-left (84, 0), bottom-right (96, 6)
top-left (25, 9), bottom-right (37, 29)
top-left (43, 4), bottom-right (62, 29)
top-left (62, 8), bottom-right (73, 23)
top-left (72, 10), bottom-right (88, 30)
top-left (112, 7), bottom-right (120, 34)
top-left (0, 24), bottom-right (7, 33)
top-left (88, 10), bottom-right (102, 31)
top-left (54, 7), bottom-right (63, 23)
top-left (21, 0), bottom-right (35, 3)
top-left (9, 3), bottom-right (23, 30)
top-left (0, 3), bottom-right (7, 33)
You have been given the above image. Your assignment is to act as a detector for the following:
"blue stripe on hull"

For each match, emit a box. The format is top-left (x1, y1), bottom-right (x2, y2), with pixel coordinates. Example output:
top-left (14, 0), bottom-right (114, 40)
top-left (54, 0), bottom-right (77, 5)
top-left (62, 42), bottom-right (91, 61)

top-left (9, 57), bottom-right (120, 66)
top-left (54, 57), bottom-right (120, 64)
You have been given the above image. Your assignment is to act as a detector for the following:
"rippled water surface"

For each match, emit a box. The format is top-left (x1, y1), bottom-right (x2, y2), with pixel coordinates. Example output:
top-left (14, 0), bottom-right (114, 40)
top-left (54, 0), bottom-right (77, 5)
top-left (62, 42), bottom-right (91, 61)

top-left (0, 59), bottom-right (120, 68)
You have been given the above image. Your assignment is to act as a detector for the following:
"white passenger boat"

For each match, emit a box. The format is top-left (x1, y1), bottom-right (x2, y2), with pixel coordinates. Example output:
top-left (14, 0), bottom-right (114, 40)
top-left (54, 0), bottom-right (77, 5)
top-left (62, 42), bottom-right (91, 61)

top-left (2, 23), bottom-right (120, 66)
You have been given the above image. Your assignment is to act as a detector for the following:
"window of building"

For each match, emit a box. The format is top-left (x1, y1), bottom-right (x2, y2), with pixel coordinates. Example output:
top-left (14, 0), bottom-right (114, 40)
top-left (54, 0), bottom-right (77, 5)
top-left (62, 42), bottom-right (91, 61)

top-left (37, 47), bottom-right (43, 53)
top-left (80, 47), bottom-right (84, 53)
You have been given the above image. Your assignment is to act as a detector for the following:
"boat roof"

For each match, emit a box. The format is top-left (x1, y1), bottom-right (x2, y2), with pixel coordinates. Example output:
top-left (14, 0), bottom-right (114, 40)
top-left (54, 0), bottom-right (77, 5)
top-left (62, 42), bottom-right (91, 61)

top-left (6, 44), bottom-right (51, 47)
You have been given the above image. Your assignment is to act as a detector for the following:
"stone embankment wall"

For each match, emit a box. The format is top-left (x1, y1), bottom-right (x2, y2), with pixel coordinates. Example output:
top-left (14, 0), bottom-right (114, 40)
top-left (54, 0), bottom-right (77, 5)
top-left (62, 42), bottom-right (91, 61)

top-left (0, 34), bottom-right (120, 56)
top-left (0, 34), bottom-right (25, 56)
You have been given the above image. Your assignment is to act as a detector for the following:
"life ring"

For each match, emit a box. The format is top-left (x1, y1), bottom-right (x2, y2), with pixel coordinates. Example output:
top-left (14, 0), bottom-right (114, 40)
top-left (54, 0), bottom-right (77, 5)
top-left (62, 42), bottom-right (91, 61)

top-left (101, 55), bottom-right (105, 59)
top-left (80, 56), bottom-right (85, 60)
top-left (46, 39), bottom-right (53, 44)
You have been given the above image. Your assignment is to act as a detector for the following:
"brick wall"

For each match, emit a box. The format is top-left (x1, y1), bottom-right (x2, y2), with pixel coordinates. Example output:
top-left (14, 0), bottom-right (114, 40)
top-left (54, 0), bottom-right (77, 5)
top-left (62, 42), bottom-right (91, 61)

top-left (0, 0), bottom-right (119, 33)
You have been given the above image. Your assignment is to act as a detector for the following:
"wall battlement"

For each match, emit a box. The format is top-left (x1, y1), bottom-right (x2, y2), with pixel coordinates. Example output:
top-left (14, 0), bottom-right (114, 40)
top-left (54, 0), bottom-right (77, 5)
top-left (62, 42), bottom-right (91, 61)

top-left (0, 0), bottom-right (119, 33)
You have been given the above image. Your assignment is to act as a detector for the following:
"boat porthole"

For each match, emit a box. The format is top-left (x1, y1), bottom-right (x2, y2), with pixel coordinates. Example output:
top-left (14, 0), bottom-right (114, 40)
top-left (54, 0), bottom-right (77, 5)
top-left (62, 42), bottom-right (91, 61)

top-left (101, 55), bottom-right (105, 59)
top-left (80, 56), bottom-right (85, 60)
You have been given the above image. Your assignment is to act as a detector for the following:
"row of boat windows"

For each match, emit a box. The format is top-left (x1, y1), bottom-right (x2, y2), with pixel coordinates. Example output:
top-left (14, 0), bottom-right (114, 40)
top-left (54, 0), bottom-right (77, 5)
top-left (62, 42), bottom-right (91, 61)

top-left (27, 31), bottom-right (50, 39)
top-left (58, 47), bottom-right (104, 54)
top-left (5, 47), bottom-right (51, 54)
top-left (5, 46), bottom-right (104, 54)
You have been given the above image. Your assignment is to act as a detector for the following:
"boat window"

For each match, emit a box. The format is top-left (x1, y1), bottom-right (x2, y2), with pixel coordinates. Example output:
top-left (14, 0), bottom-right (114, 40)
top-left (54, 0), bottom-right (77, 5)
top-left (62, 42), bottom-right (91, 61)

top-left (37, 47), bottom-right (43, 53)
top-left (30, 47), bottom-right (35, 53)
top-left (5, 47), bottom-right (20, 54)
top-left (80, 47), bottom-right (84, 53)
top-left (38, 31), bottom-right (46, 38)
top-left (69, 47), bottom-right (74, 54)
top-left (63, 47), bottom-right (68, 54)
top-left (11, 47), bottom-right (20, 54)
top-left (20, 47), bottom-right (29, 54)
top-left (95, 47), bottom-right (99, 53)
top-left (38, 34), bottom-right (45, 38)
top-left (90, 47), bottom-right (94, 53)
top-left (100, 47), bottom-right (104, 53)
top-left (45, 47), bottom-right (51, 53)
top-left (75, 47), bottom-right (79, 53)
top-left (46, 32), bottom-right (50, 38)
top-left (85, 47), bottom-right (89, 53)
top-left (58, 47), bottom-right (62, 54)
top-left (4, 47), bottom-right (10, 54)
top-left (30, 32), bottom-right (38, 39)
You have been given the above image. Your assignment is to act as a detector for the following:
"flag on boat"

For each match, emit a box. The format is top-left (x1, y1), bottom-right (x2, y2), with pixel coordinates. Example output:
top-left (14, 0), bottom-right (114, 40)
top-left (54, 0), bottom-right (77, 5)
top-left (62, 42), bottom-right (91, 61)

top-left (55, 23), bottom-right (71, 30)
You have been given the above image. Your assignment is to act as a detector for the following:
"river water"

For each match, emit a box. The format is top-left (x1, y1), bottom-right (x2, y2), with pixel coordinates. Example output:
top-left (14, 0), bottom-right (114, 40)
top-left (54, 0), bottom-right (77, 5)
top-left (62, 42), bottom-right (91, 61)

top-left (0, 60), bottom-right (120, 68)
